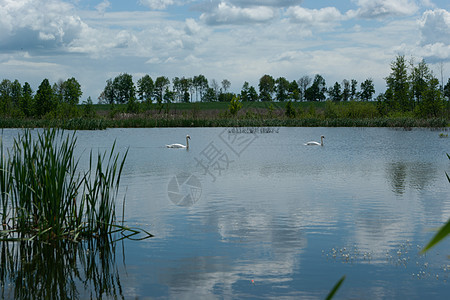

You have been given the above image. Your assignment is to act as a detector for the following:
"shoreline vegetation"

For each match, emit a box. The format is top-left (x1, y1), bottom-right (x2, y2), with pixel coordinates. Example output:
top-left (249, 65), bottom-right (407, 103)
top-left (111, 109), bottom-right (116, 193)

top-left (0, 101), bottom-right (448, 130)
top-left (0, 128), bottom-right (152, 242)
top-left (1, 55), bottom-right (449, 130)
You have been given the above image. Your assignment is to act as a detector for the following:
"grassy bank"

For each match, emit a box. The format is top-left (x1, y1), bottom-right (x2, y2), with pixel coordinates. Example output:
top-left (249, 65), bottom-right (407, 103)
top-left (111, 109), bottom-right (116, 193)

top-left (0, 116), bottom-right (447, 130)
top-left (0, 101), bottom-right (447, 129)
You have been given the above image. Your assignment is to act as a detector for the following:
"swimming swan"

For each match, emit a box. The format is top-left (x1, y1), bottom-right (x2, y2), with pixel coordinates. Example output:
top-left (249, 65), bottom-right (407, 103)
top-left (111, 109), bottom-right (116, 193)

top-left (306, 135), bottom-right (324, 146)
top-left (166, 135), bottom-right (190, 149)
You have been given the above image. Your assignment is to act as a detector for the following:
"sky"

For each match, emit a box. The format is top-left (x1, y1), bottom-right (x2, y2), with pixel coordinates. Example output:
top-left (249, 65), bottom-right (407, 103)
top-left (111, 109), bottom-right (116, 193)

top-left (1, 0), bottom-right (450, 102)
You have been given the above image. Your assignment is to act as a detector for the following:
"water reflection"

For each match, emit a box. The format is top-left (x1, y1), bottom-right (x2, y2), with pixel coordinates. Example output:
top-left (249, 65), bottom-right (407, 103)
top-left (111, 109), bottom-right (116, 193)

top-left (0, 238), bottom-right (123, 299)
top-left (2, 128), bottom-right (447, 298)
top-left (387, 162), bottom-right (408, 194)
top-left (386, 162), bottom-right (437, 195)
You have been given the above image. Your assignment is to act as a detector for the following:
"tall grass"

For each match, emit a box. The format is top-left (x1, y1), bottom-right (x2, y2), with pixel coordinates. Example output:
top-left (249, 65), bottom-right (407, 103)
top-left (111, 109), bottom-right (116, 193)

top-left (0, 128), bottom-right (147, 242)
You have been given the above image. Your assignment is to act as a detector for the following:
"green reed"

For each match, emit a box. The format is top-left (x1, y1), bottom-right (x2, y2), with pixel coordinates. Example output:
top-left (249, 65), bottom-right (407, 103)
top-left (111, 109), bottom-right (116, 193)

top-left (0, 129), bottom-right (138, 242)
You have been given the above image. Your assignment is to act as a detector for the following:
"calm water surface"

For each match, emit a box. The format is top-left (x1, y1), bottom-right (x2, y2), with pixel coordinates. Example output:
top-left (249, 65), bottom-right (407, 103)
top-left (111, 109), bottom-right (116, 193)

top-left (2, 127), bottom-right (450, 299)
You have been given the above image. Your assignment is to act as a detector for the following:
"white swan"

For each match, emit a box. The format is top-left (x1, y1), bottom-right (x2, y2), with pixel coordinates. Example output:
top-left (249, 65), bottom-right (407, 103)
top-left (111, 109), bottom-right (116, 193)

top-left (166, 135), bottom-right (190, 149)
top-left (306, 135), bottom-right (324, 146)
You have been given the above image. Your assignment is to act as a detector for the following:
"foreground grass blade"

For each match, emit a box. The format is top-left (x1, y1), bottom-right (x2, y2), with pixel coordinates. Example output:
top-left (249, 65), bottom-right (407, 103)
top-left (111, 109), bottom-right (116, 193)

top-left (421, 221), bottom-right (450, 253)
top-left (421, 153), bottom-right (450, 254)
top-left (325, 275), bottom-right (346, 300)
top-left (446, 154), bottom-right (450, 182)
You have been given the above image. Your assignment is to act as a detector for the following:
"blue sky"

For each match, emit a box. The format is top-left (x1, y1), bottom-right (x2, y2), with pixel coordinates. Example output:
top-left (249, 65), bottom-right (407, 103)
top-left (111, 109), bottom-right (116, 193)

top-left (1, 0), bottom-right (450, 101)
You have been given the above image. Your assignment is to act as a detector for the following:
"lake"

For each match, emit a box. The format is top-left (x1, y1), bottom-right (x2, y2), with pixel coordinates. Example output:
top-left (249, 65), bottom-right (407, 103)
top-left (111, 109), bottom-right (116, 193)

top-left (1, 127), bottom-right (449, 299)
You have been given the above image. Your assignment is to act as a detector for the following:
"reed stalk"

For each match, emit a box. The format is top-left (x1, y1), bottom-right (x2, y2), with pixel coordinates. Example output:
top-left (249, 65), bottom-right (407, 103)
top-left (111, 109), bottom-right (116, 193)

top-left (0, 128), bottom-right (141, 242)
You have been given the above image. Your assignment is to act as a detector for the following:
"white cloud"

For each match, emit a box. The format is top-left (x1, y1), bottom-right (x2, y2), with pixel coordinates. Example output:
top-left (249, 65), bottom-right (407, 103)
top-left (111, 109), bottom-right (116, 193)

top-left (139, 0), bottom-right (175, 10)
top-left (419, 9), bottom-right (450, 45)
top-left (287, 6), bottom-right (345, 31)
top-left (2, 0), bottom-right (449, 101)
top-left (95, 0), bottom-right (110, 15)
top-left (353, 0), bottom-right (418, 18)
top-left (230, 0), bottom-right (303, 7)
top-left (200, 2), bottom-right (277, 25)
top-left (3, 59), bottom-right (60, 69)
top-left (0, 0), bottom-right (86, 51)
top-left (419, 9), bottom-right (450, 59)
top-left (420, 43), bottom-right (450, 60)
top-left (420, 0), bottom-right (436, 8)
top-left (184, 18), bottom-right (203, 36)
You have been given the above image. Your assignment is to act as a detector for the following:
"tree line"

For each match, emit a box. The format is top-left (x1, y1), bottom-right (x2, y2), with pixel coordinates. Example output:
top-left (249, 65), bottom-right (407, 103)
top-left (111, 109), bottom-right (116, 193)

top-left (0, 55), bottom-right (449, 118)
top-left (98, 72), bottom-right (377, 105)
top-left (97, 55), bottom-right (450, 118)
top-left (0, 77), bottom-right (84, 118)
top-left (378, 55), bottom-right (448, 117)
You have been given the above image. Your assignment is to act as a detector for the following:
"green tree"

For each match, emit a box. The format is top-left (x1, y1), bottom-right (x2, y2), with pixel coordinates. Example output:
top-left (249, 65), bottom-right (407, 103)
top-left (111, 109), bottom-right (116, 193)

top-left (305, 74), bottom-right (327, 101)
top-left (62, 77), bottom-right (82, 106)
top-left (444, 78), bottom-right (450, 101)
top-left (172, 77), bottom-right (182, 102)
top-left (259, 74), bottom-right (275, 101)
top-left (163, 87), bottom-right (174, 103)
top-left (180, 77), bottom-right (192, 103)
top-left (276, 77), bottom-right (290, 102)
top-left (241, 81), bottom-right (259, 102)
top-left (113, 73), bottom-right (135, 104)
top-left (360, 78), bottom-right (375, 101)
top-left (193, 75), bottom-right (208, 102)
top-left (248, 86), bottom-right (258, 102)
top-left (82, 96), bottom-right (95, 117)
top-left (100, 78), bottom-right (117, 105)
top-left (229, 95), bottom-right (242, 116)
top-left (385, 55), bottom-right (410, 112)
top-left (127, 95), bottom-right (139, 113)
top-left (137, 75), bottom-right (154, 103)
top-left (203, 87), bottom-right (217, 102)
top-left (221, 79), bottom-right (231, 93)
top-left (218, 92), bottom-right (235, 102)
top-left (35, 79), bottom-right (55, 117)
top-left (163, 87), bottom-right (174, 114)
top-left (350, 79), bottom-right (358, 100)
top-left (0, 79), bottom-right (22, 115)
top-left (53, 80), bottom-right (64, 105)
top-left (11, 79), bottom-right (22, 109)
top-left (21, 82), bottom-right (34, 117)
top-left (328, 82), bottom-right (342, 102)
top-left (240, 81), bottom-right (251, 102)
top-left (417, 76), bottom-right (444, 117)
top-left (0, 79), bottom-right (12, 114)
top-left (410, 59), bottom-right (430, 107)
top-left (297, 75), bottom-right (311, 101)
top-left (51, 78), bottom-right (81, 118)
top-left (210, 79), bottom-right (220, 101)
top-left (154, 76), bottom-right (170, 107)
top-left (285, 100), bottom-right (296, 118)
top-left (342, 79), bottom-right (350, 101)
top-left (289, 80), bottom-right (300, 101)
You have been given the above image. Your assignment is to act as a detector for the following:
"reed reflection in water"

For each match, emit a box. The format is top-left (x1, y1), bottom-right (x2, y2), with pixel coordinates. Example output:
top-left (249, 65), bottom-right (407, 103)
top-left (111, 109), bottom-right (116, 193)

top-left (0, 238), bottom-right (123, 299)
